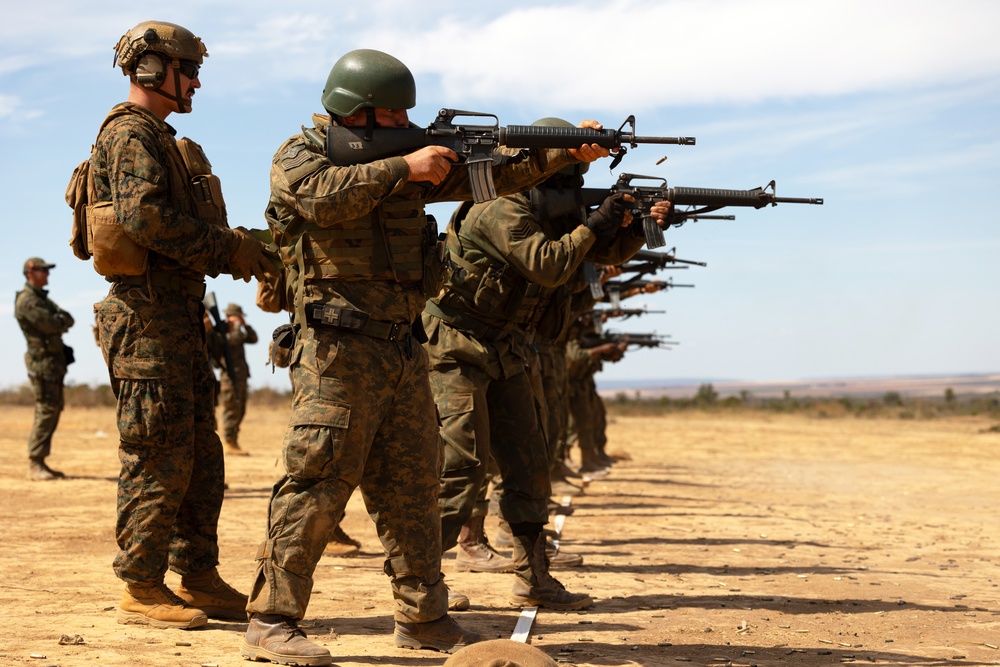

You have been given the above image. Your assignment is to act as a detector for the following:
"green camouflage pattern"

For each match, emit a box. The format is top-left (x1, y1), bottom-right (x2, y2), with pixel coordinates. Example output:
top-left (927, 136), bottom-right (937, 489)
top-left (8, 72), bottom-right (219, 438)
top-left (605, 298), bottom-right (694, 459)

top-left (91, 103), bottom-right (236, 279)
top-left (95, 284), bottom-right (225, 582)
top-left (15, 282), bottom-right (74, 460)
top-left (219, 324), bottom-right (258, 443)
top-left (245, 325), bottom-right (446, 622)
top-left (248, 115), bottom-right (582, 624)
top-left (90, 102), bottom-right (238, 584)
top-left (425, 187), bottom-right (646, 545)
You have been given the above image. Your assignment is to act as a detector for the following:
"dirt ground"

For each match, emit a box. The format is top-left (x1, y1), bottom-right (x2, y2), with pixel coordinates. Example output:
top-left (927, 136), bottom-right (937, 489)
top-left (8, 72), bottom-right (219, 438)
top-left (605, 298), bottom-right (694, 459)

top-left (1, 405), bottom-right (999, 667)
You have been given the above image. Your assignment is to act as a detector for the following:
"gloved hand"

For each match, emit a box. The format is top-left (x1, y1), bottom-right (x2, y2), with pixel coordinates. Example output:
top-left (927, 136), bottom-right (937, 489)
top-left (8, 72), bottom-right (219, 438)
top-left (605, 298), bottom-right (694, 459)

top-left (229, 227), bottom-right (278, 283)
top-left (585, 193), bottom-right (629, 241)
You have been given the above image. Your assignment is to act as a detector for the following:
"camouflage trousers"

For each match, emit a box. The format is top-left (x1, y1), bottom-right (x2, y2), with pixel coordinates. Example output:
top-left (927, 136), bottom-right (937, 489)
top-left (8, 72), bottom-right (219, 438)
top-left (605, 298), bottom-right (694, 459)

top-left (535, 341), bottom-right (568, 465)
top-left (95, 284), bottom-right (225, 583)
top-left (246, 324), bottom-right (447, 623)
top-left (219, 372), bottom-right (249, 444)
top-left (27, 372), bottom-right (65, 461)
top-left (430, 355), bottom-right (552, 552)
top-left (566, 368), bottom-right (606, 463)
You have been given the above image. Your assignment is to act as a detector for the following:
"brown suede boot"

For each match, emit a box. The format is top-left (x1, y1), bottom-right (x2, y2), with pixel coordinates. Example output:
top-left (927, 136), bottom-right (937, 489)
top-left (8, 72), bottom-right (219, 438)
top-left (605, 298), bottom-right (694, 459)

top-left (175, 567), bottom-right (248, 621)
top-left (448, 591), bottom-right (471, 611)
top-left (224, 440), bottom-right (250, 456)
top-left (394, 614), bottom-right (481, 653)
top-left (117, 581), bottom-right (208, 629)
top-left (509, 531), bottom-right (593, 610)
top-left (456, 515), bottom-right (515, 573)
top-left (241, 614), bottom-right (333, 666)
top-left (323, 525), bottom-right (361, 557)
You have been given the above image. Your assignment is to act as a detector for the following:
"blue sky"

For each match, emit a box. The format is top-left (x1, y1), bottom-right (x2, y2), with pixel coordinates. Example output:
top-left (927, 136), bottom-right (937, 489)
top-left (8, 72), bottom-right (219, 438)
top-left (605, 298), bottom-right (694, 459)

top-left (2, 0), bottom-right (998, 391)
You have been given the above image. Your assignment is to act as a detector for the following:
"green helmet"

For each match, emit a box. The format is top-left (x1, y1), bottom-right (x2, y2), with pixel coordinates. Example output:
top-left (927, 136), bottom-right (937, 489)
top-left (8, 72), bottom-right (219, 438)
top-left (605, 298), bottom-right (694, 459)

top-left (113, 20), bottom-right (208, 77)
top-left (533, 117), bottom-right (588, 176)
top-left (322, 49), bottom-right (416, 117)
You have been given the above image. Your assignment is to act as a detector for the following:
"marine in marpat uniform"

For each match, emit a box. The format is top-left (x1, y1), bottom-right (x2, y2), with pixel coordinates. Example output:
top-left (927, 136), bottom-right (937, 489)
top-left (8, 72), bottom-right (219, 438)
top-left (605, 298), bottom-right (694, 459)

top-left (219, 303), bottom-right (257, 455)
top-left (15, 257), bottom-right (74, 481)
top-left (84, 20), bottom-right (274, 631)
top-left (241, 49), bottom-right (603, 665)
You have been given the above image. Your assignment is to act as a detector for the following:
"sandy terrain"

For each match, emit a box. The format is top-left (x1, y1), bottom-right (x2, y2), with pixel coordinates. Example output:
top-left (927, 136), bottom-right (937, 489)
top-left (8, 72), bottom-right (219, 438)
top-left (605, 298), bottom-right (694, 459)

top-left (1, 405), bottom-right (999, 666)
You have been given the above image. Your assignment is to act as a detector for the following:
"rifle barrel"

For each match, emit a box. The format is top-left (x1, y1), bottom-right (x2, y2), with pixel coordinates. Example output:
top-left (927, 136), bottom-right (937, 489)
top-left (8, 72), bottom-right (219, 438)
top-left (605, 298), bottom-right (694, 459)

top-left (774, 196), bottom-right (824, 204)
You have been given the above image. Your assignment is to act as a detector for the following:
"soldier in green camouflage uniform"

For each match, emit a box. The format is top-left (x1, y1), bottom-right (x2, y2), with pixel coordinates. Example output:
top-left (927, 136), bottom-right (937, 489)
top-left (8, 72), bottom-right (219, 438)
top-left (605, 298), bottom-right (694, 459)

top-left (424, 118), bottom-right (669, 610)
top-left (219, 303), bottom-right (257, 455)
top-left (241, 50), bottom-right (603, 665)
top-left (15, 257), bottom-right (74, 481)
top-left (87, 21), bottom-right (274, 631)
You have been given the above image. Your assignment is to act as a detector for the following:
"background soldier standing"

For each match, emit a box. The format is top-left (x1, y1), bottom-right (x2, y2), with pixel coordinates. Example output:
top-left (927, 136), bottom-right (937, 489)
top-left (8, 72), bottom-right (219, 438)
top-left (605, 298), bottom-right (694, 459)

top-left (15, 257), bottom-right (74, 481)
top-left (219, 302), bottom-right (257, 456)
top-left (87, 20), bottom-right (274, 631)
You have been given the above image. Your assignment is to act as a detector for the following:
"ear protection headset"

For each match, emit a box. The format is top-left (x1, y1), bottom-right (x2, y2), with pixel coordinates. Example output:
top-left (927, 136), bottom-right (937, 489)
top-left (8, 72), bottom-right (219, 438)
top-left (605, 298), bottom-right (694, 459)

top-left (135, 52), bottom-right (167, 89)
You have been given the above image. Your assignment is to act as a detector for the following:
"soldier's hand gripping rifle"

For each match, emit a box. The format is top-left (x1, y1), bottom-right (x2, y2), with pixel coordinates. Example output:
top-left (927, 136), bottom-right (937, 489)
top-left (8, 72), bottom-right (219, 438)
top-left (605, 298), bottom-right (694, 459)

top-left (204, 292), bottom-right (236, 383)
top-left (533, 174), bottom-right (822, 249)
top-left (615, 174), bottom-right (824, 249)
top-left (325, 110), bottom-right (695, 204)
top-left (602, 277), bottom-right (694, 309)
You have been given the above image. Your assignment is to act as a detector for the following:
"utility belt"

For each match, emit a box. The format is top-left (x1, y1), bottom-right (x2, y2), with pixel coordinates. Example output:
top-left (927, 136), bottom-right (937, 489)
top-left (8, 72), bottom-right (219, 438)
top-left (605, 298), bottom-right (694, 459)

top-left (423, 299), bottom-right (531, 345)
top-left (306, 304), bottom-right (413, 342)
top-left (115, 272), bottom-right (207, 300)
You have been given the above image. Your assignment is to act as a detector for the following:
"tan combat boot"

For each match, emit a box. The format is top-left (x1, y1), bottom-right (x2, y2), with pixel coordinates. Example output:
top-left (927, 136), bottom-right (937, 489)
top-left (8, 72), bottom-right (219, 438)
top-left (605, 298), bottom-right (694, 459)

top-left (28, 458), bottom-right (64, 481)
top-left (509, 531), bottom-right (593, 611)
top-left (456, 515), bottom-right (515, 573)
top-left (224, 440), bottom-right (249, 456)
top-left (117, 581), bottom-right (208, 629)
top-left (241, 614), bottom-right (333, 666)
top-left (447, 590), bottom-right (470, 611)
top-left (323, 525), bottom-right (361, 557)
top-left (175, 567), bottom-right (248, 621)
top-left (394, 614), bottom-right (481, 653)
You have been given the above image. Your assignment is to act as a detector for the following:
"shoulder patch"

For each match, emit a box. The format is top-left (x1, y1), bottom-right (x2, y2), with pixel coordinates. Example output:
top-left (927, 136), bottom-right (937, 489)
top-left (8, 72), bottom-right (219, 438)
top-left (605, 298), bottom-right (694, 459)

top-left (278, 144), bottom-right (311, 171)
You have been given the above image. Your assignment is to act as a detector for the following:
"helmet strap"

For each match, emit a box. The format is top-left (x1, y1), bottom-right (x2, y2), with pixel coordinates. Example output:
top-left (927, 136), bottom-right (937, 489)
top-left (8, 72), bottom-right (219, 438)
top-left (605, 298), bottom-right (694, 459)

top-left (150, 60), bottom-right (191, 114)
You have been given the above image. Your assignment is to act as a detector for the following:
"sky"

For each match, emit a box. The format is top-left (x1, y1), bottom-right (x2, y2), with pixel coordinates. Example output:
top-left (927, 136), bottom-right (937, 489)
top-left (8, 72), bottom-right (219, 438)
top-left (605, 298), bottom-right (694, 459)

top-left (2, 0), bottom-right (998, 392)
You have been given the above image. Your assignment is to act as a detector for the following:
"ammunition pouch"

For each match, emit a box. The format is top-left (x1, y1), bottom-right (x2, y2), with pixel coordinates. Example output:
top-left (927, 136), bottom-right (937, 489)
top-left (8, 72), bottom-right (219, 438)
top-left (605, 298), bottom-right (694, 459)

top-left (88, 201), bottom-right (149, 276)
top-left (269, 323), bottom-right (298, 370)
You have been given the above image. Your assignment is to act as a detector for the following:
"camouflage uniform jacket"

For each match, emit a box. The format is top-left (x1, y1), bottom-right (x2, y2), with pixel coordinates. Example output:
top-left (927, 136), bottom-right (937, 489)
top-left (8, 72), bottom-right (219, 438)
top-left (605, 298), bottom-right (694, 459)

top-left (225, 325), bottom-right (258, 380)
top-left (91, 102), bottom-right (236, 281)
top-left (266, 114), bottom-right (580, 328)
top-left (15, 283), bottom-right (74, 378)
top-left (425, 191), bottom-right (645, 378)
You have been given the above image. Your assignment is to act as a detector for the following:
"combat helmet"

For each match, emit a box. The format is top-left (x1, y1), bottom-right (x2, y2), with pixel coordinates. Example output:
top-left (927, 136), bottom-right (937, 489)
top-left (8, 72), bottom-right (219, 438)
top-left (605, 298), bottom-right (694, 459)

top-left (322, 49), bottom-right (416, 118)
top-left (113, 20), bottom-right (208, 113)
top-left (533, 117), bottom-right (589, 177)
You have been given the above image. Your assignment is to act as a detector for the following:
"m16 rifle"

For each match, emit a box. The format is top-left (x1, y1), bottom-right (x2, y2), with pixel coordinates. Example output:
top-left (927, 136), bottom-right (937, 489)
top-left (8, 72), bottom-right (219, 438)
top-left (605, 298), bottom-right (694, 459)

top-left (325, 110), bottom-right (695, 204)
top-left (580, 331), bottom-right (678, 350)
top-left (620, 248), bottom-right (707, 279)
top-left (204, 292), bottom-right (236, 383)
top-left (532, 173), bottom-right (822, 249)
top-left (602, 277), bottom-right (693, 309)
top-left (589, 306), bottom-right (666, 321)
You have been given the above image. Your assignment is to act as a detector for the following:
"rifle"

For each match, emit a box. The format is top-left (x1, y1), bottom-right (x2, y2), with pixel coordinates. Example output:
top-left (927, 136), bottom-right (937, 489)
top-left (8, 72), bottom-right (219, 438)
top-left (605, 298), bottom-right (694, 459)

top-left (590, 307), bottom-right (666, 321)
top-left (602, 278), bottom-right (693, 309)
top-left (204, 292), bottom-right (236, 383)
top-left (325, 110), bottom-right (695, 204)
top-left (531, 173), bottom-right (823, 249)
top-left (619, 248), bottom-right (707, 279)
top-left (580, 331), bottom-right (678, 350)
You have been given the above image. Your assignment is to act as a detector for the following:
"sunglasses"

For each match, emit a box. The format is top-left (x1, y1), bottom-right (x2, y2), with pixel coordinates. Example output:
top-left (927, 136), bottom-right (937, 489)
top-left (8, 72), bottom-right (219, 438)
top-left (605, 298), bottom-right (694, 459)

top-left (30, 267), bottom-right (50, 273)
top-left (177, 60), bottom-right (200, 80)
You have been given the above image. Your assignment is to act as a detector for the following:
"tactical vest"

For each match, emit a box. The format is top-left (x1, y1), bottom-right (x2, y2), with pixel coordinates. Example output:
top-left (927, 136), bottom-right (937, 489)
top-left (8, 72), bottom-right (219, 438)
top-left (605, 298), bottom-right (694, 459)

top-left (433, 198), bottom-right (553, 332)
top-left (268, 118), bottom-right (442, 323)
top-left (69, 104), bottom-right (227, 277)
